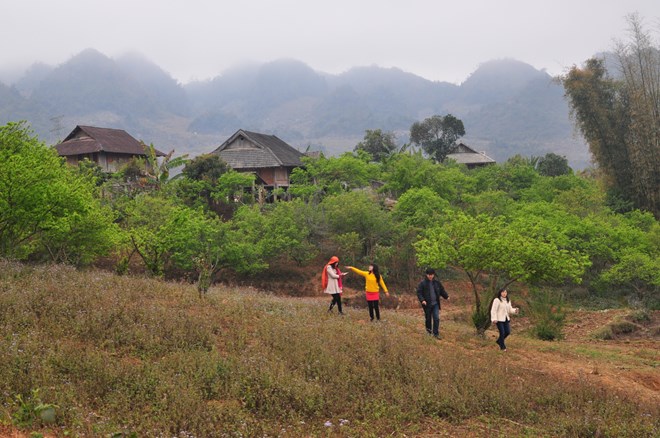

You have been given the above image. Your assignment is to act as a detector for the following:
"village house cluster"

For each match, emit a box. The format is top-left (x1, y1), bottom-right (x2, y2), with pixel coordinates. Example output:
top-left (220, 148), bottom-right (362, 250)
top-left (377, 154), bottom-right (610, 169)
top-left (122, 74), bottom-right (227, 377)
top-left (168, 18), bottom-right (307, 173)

top-left (54, 125), bottom-right (495, 191)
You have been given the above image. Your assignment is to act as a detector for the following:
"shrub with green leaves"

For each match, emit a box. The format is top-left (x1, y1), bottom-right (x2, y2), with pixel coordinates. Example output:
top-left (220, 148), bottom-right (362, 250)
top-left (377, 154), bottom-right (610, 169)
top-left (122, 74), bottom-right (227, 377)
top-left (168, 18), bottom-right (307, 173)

top-left (527, 289), bottom-right (566, 341)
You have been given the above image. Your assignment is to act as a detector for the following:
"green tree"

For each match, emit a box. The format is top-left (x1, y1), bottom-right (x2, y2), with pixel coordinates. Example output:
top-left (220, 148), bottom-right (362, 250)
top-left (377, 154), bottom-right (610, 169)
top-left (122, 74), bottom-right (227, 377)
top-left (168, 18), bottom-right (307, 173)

top-left (289, 153), bottom-right (379, 199)
top-left (519, 173), bottom-right (593, 205)
top-left (415, 211), bottom-right (589, 334)
top-left (472, 160), bottom-right (540, 200)
top-left (354, 129), bottom-right (397, 162)
top-left (321, 191), bottom-right (393, 259)
top-left (176, 155), bottom-right (251, 216)
top-left (380, 152), bottom-right (442, 197)
top-left (392, 187), bottom-right (449, 229)
top-left (261, 200), bottom-right (318, 265)
top-left (182, 153), bottom-right (229, 182)
top-left (142, 142), bottom-right (189, 185)
top-left (39, 202), bottom-right (120, 265)
top-left (121, 194), bottom-right (179, 276)
top-left (599, 249), bottom-right (660, 308)
top-left (0, 122), bottom-right (115, 262)
top-left (409, 114), bottom-right (466, 162)
top-left (161, 204), bottom-right (275, 294)
top-left (536, 153), bottom-right (572, 177)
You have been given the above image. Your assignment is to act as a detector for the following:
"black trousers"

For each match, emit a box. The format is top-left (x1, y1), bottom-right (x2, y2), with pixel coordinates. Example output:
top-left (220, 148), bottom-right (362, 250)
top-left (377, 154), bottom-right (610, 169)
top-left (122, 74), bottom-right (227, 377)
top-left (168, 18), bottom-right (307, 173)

top-left (496, 320), bottom-right (511, 350)
top-left (328, 293), bottom-right (342, 313)
top-left (423, 303), bottom-right (440, 336)
top-left (367, 300), bottom-right (380, 320)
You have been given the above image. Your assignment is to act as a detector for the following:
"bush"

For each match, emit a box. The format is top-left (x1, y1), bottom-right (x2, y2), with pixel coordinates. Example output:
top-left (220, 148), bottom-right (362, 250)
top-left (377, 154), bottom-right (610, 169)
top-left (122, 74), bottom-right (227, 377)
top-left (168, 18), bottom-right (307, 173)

top-left (527, 289), bottom-right (566, 341)
top-left (609, 320), bottom-right (641, 335)
top-left (626, 309), bottom-right (651, 324)
top-left (592, 326), bottom-right (615, 340)
top-left (591, 317), bottom-right (642, 340)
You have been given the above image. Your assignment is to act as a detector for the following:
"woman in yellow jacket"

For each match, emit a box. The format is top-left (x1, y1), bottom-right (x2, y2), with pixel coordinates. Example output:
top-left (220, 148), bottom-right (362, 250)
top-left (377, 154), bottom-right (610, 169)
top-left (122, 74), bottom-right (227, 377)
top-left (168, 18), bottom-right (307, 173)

top-left (346, 264), bottom-right (389, 321)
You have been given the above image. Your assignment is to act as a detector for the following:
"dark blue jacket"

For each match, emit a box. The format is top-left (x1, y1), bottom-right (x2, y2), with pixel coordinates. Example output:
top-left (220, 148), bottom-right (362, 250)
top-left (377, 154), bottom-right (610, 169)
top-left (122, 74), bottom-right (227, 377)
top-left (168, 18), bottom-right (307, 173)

top-left (416, 278), bottom-right (448, 308)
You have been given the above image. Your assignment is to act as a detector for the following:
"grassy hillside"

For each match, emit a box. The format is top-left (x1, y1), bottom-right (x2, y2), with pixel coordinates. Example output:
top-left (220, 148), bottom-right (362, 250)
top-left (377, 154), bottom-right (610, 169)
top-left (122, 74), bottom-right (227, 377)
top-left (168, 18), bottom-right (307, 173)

top-left (0, 261), bottom-right (657, 437)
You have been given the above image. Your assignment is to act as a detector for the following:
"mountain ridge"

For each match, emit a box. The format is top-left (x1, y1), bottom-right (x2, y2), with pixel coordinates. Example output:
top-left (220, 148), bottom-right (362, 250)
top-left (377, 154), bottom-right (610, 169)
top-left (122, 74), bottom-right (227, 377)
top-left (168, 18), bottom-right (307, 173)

top-left (0, 49), bottom-right (590, 167)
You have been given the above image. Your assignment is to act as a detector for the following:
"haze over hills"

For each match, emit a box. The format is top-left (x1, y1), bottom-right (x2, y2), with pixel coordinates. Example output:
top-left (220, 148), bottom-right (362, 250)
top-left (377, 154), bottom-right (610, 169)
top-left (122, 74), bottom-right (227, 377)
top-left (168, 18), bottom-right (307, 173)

top-left (0, 49), bottom-right (591, 168)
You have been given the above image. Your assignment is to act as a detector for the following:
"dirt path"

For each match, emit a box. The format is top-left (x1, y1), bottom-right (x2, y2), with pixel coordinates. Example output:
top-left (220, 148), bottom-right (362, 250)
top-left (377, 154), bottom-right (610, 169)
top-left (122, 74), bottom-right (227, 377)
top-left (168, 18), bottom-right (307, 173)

top-left (394, 302), bottom-right (660, 407)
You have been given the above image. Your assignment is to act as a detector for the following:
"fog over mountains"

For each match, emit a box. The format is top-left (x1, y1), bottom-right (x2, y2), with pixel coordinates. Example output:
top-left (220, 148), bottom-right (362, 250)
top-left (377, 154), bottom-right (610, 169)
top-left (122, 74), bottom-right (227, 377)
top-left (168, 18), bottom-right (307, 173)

top-left (0, 48), bottom-right (591, 168)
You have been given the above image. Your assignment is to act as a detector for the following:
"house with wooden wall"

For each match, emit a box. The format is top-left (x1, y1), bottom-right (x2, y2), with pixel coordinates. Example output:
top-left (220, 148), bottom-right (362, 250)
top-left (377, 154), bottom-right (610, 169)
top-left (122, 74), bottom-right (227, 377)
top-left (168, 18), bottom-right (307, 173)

top-left (54, 125), bottom-right (164, 173)
top-left (446, 142), bottom-right (496, 169)
top-left (211, 129), bottom-right (304, 189)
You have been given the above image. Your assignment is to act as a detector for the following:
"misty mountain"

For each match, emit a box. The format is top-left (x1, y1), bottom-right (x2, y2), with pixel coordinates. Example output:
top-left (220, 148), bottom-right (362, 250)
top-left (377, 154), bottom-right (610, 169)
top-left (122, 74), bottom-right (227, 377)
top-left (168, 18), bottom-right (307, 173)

top-left (0, 50), bottom-right (590, 167)
top-left (115, 52), bottom-right (189, 116)
top-left (29, 49), bottom-right (156, 116)
top-left (13, 62), bottom-right (53, 98)
top-left (0, 82), bottom-right (27, 123)
top-left (458, 58), bottom-right (547, 104)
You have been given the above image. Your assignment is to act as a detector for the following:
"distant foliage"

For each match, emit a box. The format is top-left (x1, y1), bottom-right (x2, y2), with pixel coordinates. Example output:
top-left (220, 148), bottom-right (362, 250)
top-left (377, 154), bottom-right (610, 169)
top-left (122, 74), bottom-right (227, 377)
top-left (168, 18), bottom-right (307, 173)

top-left (409, 114), bottom-right (466, 163)
top-left (536, 152), bottom-right (572, 177)
top-left (353, 129), bottom-right (398, 162)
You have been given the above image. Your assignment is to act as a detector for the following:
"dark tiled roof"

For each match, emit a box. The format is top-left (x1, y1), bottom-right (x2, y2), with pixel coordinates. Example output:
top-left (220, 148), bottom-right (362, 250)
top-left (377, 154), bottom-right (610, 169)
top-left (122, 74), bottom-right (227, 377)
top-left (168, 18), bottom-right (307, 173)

top-left (212, 129), bottom-right (304, 169)
top-left (54, 125), bottom-right (165, 156)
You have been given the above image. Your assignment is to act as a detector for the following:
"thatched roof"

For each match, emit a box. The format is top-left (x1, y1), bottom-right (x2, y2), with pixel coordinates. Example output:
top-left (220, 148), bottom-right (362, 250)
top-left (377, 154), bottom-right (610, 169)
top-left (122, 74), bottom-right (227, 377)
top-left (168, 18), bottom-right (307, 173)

top-left (212, 129), bottom-right (304, 169)
top-left (55, 125), bottom-right (165, 157)
top-left (446, 142), bottom-right (496, 165)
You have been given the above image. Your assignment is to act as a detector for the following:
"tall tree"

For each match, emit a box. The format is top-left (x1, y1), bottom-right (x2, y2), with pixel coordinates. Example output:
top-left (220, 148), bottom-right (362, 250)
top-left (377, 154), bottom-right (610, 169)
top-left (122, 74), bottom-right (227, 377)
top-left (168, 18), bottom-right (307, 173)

top-left (409, 114), bottom-right (465, 162)
top-left (562, 15), bottom-right (660, 218)
top-left (615, 14), bottom-right (660, 218)
top-left (354, 129), bottom-right (398, 162)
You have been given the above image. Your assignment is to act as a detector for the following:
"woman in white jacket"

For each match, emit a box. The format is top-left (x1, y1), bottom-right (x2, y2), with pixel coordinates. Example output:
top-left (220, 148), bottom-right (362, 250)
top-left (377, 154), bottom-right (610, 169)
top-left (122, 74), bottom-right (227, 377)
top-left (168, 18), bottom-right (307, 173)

top-left (490, 289), bottom-right (519, 351)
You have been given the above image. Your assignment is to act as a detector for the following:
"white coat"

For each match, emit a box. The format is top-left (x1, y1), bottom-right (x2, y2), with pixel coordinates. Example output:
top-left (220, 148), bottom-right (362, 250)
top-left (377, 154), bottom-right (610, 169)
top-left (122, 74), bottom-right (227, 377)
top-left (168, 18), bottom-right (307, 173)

top-left (323, 265), bottom-right (342, 294)
top-left (491, 297), bottom-right (517, 322)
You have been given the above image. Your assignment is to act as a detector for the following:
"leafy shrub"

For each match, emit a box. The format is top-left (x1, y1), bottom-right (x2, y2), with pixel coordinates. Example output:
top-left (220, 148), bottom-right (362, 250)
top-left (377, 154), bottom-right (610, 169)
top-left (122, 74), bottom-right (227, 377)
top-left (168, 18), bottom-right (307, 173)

top-left (527, 289), bottom-right (566, 341)
top-left (11, 389), bottom-right (58, 428)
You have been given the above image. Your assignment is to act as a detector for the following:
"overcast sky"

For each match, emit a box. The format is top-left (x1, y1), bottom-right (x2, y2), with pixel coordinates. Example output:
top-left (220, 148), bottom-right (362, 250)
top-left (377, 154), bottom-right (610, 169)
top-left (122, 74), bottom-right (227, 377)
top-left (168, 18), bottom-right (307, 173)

top-left (1, 0), bottom-right (658, 85)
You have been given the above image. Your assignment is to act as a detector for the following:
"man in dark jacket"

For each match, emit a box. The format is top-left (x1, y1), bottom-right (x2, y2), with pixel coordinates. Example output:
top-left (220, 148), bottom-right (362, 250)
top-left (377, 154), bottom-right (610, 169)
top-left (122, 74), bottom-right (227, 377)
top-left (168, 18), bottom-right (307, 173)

top-left (416, 268), bottom-right (449, 338)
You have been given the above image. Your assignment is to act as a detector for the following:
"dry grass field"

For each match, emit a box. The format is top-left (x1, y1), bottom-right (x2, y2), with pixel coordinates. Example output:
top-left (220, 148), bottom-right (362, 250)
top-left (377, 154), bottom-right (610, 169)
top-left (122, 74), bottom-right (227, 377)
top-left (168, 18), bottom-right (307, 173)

top-left (0, 261), bottom-right (657, 437)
